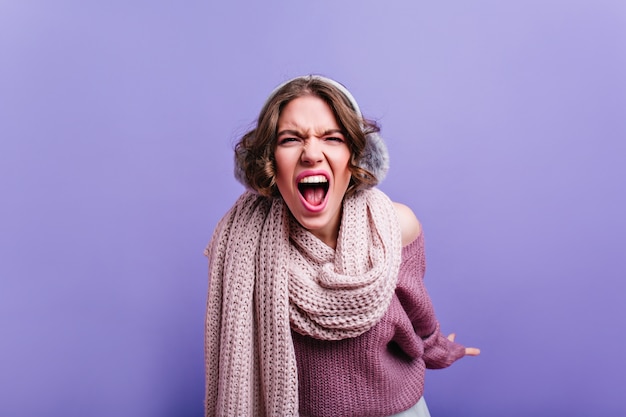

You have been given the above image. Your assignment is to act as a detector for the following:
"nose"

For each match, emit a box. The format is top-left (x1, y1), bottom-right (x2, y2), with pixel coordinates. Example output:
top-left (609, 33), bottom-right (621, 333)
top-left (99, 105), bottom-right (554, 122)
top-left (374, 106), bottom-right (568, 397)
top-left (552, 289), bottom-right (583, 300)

top-left (300, 138), bottom-right (324, 165)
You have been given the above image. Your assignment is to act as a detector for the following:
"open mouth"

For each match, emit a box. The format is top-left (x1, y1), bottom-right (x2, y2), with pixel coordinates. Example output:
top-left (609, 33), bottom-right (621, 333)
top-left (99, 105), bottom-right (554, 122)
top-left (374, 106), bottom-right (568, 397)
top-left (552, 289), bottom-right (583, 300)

top-left (298, 175), bottom-right (329, 206)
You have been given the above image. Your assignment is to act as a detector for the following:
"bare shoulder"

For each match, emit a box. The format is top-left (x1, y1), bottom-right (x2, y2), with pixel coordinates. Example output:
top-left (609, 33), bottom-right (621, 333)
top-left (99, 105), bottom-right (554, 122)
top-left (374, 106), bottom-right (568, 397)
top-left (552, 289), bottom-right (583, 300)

top-left (392, 201), bottom-right (422, 246)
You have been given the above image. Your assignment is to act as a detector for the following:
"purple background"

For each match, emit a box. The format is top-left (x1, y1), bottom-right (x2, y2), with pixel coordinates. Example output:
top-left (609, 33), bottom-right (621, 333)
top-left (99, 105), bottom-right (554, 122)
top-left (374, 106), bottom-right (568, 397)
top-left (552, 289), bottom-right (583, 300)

top-left (1, 1), bottom-right (625, 416)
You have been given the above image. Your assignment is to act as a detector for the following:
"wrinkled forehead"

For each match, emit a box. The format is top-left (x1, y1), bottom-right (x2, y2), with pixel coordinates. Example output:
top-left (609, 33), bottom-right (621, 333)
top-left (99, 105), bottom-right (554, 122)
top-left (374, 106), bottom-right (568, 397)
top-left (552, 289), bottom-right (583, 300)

top-left (277, 96), bottom-right (343, 137)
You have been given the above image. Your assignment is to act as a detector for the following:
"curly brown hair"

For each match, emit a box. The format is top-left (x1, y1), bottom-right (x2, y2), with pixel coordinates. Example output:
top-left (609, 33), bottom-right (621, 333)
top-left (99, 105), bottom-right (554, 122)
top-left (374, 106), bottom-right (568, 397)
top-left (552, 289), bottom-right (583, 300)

top-left (234, 76), bottom-right (380, 197)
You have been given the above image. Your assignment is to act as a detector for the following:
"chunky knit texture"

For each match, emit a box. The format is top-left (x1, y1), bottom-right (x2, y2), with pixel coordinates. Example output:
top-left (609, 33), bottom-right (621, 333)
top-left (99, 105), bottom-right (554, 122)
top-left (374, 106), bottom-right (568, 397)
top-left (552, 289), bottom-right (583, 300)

top-left (293, 233), bottom-right (466, 417)
top-left (204, 188), bottom-right (402, 417)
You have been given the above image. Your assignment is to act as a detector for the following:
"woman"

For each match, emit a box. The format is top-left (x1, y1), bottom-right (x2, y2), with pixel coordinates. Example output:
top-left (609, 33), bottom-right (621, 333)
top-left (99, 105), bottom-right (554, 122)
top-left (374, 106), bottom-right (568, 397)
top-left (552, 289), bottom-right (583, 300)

top-left (204, 75), bottom-right (480, 417)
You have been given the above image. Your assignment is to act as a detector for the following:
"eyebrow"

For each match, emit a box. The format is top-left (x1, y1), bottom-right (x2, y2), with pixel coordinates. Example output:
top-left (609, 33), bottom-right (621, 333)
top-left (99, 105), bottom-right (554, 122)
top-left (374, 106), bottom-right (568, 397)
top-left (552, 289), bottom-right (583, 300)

top-left (276, 128), bottom-right (345, 138)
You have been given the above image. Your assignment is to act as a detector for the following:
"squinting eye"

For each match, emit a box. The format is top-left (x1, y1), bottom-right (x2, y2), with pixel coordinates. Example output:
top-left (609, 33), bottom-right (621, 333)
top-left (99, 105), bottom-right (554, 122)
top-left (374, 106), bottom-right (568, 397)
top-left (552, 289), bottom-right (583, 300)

top-left (326, 137), bottom-right (345, 142)
top-left (278, 137), bottom-right (298, 145)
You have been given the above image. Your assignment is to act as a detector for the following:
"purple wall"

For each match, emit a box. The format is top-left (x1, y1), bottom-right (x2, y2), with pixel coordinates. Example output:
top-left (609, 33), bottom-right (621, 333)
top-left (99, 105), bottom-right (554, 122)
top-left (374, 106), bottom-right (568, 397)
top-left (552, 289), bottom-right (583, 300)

top-left (1, 1), bottom-right (625, 416)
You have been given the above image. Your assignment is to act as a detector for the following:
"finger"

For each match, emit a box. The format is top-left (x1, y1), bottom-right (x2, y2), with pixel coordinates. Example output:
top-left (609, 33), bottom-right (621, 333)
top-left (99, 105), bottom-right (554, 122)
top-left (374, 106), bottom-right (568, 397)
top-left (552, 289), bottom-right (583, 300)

top-left (447, 333), bottom-right (456, 342)
top-left (465, 347), bottom-right (481, 356)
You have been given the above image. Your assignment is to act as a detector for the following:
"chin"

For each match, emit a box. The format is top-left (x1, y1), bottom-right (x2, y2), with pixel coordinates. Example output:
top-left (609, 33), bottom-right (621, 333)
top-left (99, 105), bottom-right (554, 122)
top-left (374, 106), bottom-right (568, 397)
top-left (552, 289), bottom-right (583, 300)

top-left (293, 214), bottom-right (330, 231)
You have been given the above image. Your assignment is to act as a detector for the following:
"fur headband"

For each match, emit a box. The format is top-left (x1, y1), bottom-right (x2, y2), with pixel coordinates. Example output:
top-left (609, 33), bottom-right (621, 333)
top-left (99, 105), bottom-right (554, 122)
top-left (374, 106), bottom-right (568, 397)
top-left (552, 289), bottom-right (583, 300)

top-left (234, 75), bottom-right (389, 190)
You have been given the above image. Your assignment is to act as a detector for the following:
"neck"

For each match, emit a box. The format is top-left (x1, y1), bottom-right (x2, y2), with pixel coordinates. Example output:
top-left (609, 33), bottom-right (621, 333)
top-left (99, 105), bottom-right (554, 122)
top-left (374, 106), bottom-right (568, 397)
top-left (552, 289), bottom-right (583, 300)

top-left (308, 210), bottom-right (342, 250)
top-left (311, 230), bottom-right (338, 249)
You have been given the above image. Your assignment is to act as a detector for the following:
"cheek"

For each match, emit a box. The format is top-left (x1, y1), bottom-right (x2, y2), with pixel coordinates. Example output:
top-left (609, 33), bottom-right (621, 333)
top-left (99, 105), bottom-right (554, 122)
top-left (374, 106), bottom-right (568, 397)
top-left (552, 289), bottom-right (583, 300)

top-left (340, 150), bottom-right (352, 174)
top-left (334, 151), bottom-right (353, 189)
top-left (273, 150), bottom-right (295, 185)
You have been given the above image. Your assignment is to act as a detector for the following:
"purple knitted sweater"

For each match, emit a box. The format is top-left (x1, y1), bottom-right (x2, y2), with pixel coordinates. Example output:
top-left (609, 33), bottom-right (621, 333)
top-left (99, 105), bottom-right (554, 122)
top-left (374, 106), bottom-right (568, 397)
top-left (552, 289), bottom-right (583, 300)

top-left (292, 231), bottom-right (466, 417)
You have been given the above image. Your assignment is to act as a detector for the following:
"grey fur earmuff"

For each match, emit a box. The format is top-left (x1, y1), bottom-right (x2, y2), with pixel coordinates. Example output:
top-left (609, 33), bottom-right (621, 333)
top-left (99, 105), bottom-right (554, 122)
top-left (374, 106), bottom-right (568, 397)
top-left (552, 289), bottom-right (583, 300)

top-left (234, 75), bottom-right (389, 190)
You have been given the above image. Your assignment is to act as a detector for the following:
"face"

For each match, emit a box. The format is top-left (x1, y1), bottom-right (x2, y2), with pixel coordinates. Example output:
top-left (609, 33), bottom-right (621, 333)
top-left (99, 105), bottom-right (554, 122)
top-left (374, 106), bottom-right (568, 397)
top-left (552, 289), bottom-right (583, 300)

top-left (274, 95), bottom-right (352, 248)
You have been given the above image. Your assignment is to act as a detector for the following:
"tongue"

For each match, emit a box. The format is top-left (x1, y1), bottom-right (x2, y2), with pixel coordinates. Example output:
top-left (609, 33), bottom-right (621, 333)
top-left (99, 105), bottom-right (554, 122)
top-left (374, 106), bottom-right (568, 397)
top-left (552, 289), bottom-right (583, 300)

top-left (302, 186), bottom-right (325, 206)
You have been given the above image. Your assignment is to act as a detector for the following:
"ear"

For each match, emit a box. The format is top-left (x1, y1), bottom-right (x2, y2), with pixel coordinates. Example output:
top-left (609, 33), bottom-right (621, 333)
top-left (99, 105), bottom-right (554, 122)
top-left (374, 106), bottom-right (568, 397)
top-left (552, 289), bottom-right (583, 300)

top-left (359, 131), bottom-right (389, 188)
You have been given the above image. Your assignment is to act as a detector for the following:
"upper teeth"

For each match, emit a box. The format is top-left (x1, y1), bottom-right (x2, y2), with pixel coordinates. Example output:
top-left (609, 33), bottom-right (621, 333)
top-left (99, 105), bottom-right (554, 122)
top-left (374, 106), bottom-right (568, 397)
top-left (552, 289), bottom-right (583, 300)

top-left (299, 175), bottom-right (328, 184)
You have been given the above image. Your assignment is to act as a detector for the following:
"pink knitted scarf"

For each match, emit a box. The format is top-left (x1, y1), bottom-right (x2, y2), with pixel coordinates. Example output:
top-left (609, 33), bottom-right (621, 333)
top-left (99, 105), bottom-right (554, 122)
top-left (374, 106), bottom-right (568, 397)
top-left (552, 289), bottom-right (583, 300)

top-left (204, 188), bottom-right (402, 417)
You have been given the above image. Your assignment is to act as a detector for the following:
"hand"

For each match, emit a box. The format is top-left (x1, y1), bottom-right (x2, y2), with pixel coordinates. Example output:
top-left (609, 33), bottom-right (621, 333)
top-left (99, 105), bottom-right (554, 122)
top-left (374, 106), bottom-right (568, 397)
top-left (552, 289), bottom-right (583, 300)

top-left (447, 333), bottom-right (481, 356)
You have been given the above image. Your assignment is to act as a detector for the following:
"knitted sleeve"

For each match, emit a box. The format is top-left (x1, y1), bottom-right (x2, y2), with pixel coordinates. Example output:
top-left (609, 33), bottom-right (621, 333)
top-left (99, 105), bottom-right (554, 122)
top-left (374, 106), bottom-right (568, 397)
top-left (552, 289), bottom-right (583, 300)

top-left (395, 231), bottom-right (466, 369)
